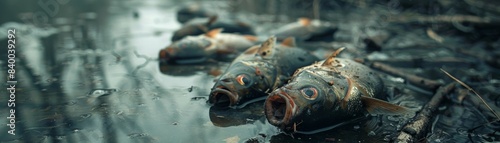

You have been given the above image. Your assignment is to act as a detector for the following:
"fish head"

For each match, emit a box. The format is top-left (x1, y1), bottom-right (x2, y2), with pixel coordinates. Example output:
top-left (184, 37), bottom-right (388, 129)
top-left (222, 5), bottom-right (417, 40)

top-left (265, 69), bottom-right (344, 132)
top-left (209, 61), bottom-right (277, 108)
top-left (159, 36), bottom-right (215, 64)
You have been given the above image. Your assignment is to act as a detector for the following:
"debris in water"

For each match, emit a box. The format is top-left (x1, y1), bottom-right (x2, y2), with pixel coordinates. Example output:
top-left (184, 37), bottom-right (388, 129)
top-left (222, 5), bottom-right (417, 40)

top-left (188, 86), bottom-right (194, 92)
top-left (190, 97), bottom-right (206, 101)
top-left (88, 89), bottom-right (117, 97)
top-left (353, 125), bottom-right (360, 130)
top-left (368, 131), bottom-right (376, 136)
top-left (224, 136), bottom-right (240, 143)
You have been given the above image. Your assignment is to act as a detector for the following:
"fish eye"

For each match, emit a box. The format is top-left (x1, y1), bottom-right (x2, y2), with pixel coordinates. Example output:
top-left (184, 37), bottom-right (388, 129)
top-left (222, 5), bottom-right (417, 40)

top-left (301, 87), bottom-right (318, 100)
top-left (236, 74), bottom-right (252, 86)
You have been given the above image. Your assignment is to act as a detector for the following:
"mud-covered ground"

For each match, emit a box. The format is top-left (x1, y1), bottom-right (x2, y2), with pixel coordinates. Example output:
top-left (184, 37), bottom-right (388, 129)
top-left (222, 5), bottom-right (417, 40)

top-left (0, 0), bottom-right (499, 142)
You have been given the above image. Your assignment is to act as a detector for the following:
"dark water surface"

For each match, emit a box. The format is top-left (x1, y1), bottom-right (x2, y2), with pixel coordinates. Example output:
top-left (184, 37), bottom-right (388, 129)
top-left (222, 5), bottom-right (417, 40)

top-left (1, 0), bottom-right (499, 143)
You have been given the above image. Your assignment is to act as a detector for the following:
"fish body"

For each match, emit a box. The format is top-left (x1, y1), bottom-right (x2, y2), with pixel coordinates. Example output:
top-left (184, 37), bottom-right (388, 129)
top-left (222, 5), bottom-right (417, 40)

top-left (172, 16), bottom-right (255, 41)
top-left (160, 29), bottom-right (257, 64)
top-left (209, 37), bottom-right (319, 108)
top-left (274, 18), bottom-right (337, 42)
top-left (176, 3), bottom-right (215, 24)
top-left (265, 48), bottom-right (409, 133)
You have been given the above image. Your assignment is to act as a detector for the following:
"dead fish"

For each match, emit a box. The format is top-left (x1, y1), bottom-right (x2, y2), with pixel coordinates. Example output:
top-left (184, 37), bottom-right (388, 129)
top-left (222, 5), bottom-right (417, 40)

top-left (274, 18), bottom-right (337, 42)
top-left (209, 37), bottom-right (320, 108)
top-left (172, 16), bottom-right (255, 41)
top-left (159, 28), bottom-right (258, 64)
top-left (176, 3), bottom-right (215, 24)
top-left (264, 48), bottom-right (411, 133)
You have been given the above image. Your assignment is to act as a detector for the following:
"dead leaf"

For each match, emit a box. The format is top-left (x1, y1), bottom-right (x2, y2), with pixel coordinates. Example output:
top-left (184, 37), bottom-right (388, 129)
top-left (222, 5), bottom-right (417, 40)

top-left (426, 28), bottom-right (444, 43)
top-left (223, 136), bottom-right (240, 143)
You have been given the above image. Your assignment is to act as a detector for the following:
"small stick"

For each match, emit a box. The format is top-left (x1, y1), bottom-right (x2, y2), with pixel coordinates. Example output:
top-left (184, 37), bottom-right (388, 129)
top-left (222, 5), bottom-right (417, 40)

top-left (356, 57), bottom-right (474, 68)
top-left (394, 83), bottom-right (456, 142)
top-left (313, 0), bottom-right (320, 20)
top-left (356, 59), bottom-right (443, 91)
top-left (387, 14), bottom-right (500, 24)
top-left (440, 68), bottom-right (500, 120)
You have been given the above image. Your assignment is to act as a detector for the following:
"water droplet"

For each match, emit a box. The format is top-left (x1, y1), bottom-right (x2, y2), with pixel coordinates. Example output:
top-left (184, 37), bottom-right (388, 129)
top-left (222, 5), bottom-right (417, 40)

top-left (153, 97), bottom-right (160, 101)
top-left (80, 114), bottom-right (91, 119)
top-left (368, 131), bottom-right (376, 136)
top-left (88, 89), bottom-right (117, 97)
top-left (456, 128), bottom-right (467, 135)
top-left (353, 125), bottom-right (360, 130)
top-left (387, 115), bottom-right (400, 122)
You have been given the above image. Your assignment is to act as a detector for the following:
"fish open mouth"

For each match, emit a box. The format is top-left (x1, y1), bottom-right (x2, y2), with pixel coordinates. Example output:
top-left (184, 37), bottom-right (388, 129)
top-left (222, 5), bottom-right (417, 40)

top-left (209, 87), bottom-right (238, 108)
top-left (265, 91), bottom-right (295, 127)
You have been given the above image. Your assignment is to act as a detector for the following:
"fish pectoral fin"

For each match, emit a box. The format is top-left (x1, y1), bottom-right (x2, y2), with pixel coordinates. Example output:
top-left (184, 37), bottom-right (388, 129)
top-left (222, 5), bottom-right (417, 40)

top-left (243, 45), bottom-right (260, 55)
top-left (206, 28), bottom-right (223, 38)
top-left (281, 37), bottom-right (297, 47)
top-left (257, 36), bottom-right (277, 59)
top-left (360, 96), bottom-right (412, 115)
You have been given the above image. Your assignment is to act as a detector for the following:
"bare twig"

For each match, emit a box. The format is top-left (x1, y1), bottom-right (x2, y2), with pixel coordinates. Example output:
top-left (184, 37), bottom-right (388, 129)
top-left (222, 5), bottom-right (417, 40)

top-left (388, 14), bottom-right (500, 24)
top-left (313, 0), bottom-right (320, 20)
top-left (440, 68), bottom-right (500, 120)
top-left (355, 57), bottom-right (474, 68)
top-left (356, 59), bottom-right (443, 91)
top-left (394, 83), bottom-right (456, 142)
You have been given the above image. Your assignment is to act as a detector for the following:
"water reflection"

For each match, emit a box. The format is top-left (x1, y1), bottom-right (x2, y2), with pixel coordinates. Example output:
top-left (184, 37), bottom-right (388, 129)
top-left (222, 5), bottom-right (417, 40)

top-left (209, 102), bottom-right (265, 127)
top-left (158, 62), bottom-right (224, 76)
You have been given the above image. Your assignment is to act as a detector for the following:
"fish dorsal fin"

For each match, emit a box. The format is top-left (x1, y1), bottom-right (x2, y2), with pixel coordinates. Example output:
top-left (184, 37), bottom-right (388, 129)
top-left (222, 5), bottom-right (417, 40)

top-left (206, 15), bottom-right (218, 26)
top-left (322, 47), bottom-right (345, 66)
top-left (205, 28), bottom-right (223, 38)
top-left (243, 45), bottom-right (260, 54)
top-left (298, 18), bottom-right (311, 26)
top-left (281, 37), bottom-right (296, 47)
top-left (360, 96), bottom-right (412, 115)
top-left (257, 36), bottom-right (277, 58)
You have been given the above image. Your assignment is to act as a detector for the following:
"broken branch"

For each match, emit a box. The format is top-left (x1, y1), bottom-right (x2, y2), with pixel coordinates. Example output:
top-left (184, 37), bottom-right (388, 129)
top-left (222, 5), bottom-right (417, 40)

top-left (356, 59), bottom-right (443, 91)
top-left (394, 83), bottom-right (456, 142)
